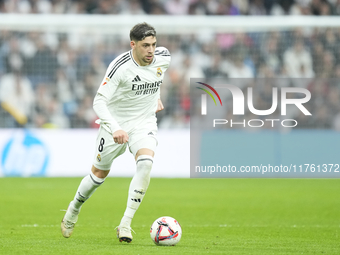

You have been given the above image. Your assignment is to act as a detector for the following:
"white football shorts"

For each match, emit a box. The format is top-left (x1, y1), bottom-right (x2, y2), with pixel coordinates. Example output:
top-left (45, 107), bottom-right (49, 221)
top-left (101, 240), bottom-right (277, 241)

top-left (93, 125), bottom-right (158, 170)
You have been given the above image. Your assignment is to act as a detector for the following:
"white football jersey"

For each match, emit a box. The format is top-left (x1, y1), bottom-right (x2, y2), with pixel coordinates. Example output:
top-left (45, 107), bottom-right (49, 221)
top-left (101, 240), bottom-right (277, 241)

top-left (95, 47), bottom-right (171, 134)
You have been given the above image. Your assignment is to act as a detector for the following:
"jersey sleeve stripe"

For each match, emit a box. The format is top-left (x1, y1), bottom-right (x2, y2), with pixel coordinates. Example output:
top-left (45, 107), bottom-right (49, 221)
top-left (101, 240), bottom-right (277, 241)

top-left (108, 57), bottom-right (131, 78)
top-left (107, 53), bottom-right (130, 77)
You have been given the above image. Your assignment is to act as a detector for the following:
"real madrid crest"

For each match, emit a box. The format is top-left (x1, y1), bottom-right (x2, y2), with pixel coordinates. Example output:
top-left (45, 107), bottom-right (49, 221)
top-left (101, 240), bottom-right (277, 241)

top-left (157, 67), bottom-right (162, 77)
top-left (97, 154), bottom-right (101, 162)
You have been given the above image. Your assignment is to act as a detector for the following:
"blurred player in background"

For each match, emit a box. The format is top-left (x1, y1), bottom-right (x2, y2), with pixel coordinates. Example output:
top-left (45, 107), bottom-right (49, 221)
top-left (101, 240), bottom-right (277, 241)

top-left (61, 22), bottom-right (171, 243)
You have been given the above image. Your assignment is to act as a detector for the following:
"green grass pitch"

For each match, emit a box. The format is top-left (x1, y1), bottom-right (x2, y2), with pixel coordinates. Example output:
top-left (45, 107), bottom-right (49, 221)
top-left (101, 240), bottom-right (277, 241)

top-left (0, 178), bottom-right (339, 254)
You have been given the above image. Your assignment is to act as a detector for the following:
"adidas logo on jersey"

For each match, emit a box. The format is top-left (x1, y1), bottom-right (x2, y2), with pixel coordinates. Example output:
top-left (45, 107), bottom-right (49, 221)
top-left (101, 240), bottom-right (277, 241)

top-left (132, 75), bottom-right (141, 82)
top-left (148, 132), bottom-right (154, 136)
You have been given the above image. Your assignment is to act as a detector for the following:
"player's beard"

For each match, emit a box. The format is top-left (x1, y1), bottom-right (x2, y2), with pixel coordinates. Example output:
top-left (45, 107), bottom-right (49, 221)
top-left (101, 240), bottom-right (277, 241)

top-left (143, 55), bottom-right (153, 64)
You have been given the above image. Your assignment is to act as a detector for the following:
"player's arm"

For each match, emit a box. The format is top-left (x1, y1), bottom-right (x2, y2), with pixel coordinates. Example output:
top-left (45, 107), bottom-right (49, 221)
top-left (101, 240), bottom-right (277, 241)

top-left (154, 47), bottom-right (170, 114)
top-left (156, 98), bottom-right (164, 113)
top-left (93, 94), bottom-right (128, 144)
top-left (94, 68), bottom-right (128, 144)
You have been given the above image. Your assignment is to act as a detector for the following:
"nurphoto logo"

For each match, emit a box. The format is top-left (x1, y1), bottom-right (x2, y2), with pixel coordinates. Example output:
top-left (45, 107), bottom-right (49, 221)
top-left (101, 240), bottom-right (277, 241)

top-left (196, 81), bottom-right (312, 128)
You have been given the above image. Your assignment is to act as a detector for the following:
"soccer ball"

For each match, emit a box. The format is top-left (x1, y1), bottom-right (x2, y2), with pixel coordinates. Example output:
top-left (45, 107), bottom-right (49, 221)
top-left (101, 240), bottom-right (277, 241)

top-left (150, 216), bottom-right (182, 246)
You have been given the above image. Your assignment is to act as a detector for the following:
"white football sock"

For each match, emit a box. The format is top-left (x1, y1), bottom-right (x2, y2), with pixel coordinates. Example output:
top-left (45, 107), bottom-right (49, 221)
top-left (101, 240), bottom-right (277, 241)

top-left (120, 155), bottom-right (153, 227)
top-left (71, 173), bottom-right (106, 210)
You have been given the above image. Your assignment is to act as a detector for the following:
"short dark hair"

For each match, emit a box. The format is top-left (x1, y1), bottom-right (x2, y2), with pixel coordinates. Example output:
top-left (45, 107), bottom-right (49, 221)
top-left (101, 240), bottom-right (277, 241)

top-left (130, 22), bottom-right (156, 42)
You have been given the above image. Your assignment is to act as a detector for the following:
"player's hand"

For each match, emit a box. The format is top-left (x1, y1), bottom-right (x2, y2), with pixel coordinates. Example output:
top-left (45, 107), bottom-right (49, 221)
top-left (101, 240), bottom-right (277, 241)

top-left (156, 99), bottom-right (164, 113)
top-left (112, 130), bottom-right (129, 144)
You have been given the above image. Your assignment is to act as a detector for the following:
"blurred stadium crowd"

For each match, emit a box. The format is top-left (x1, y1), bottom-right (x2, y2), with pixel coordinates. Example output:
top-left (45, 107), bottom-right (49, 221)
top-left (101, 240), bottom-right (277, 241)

top-left (0, 0), bottom-right (339, 16)
top-left (0, 1), bottom-right (340, 130)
